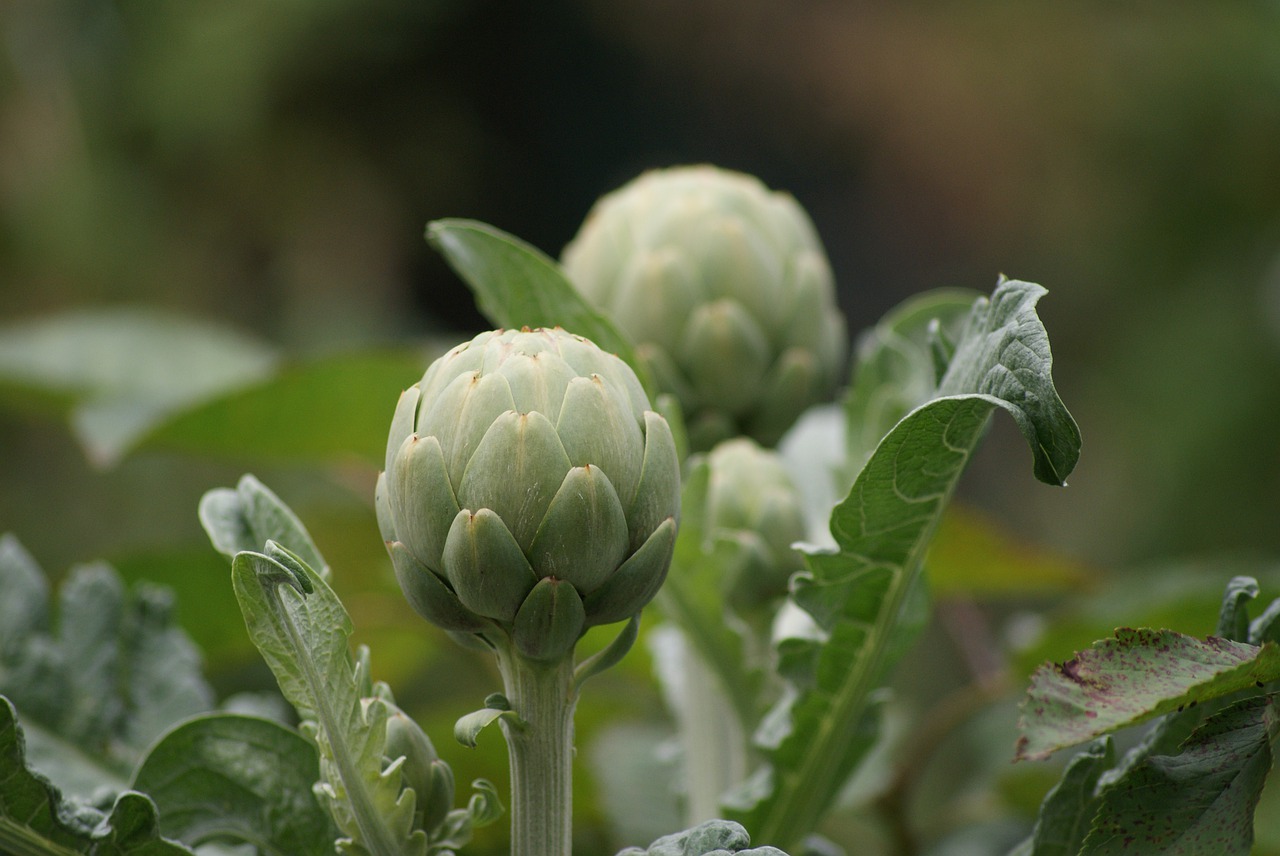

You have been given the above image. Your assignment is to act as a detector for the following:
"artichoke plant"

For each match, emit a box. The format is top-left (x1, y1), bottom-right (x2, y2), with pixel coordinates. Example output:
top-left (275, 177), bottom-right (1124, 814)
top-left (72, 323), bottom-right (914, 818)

top-left (699, 437), bottom-right (806, 612)
top-left (376, 327), bottom-right (681, 663)
top-left (561, 164), bottom-right (847, 450)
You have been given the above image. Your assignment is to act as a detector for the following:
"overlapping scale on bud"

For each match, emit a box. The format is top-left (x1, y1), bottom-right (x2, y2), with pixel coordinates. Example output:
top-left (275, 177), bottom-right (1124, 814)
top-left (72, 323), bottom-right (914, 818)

top-left (377, 328), bottom-right (680, 663)
top-left (561, 165), bottom-right (847, 450)
top-left (699, 437), bottom-right (806, 611)
top-left (383, 702), bottom-right (454, 836)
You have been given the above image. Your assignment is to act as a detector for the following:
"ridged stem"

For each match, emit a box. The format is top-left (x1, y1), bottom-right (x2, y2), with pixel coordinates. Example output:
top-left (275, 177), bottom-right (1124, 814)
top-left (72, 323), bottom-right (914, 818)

top-left (495, 647), bottom-right (577, 856)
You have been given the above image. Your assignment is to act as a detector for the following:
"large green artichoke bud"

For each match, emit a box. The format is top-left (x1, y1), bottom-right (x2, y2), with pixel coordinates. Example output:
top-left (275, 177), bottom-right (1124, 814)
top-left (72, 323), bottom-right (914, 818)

top-left (377, 328), bottom-right (680, 662)
top-left (561, 165), bottom-right (847, 450)
top-left (699, 437), bottom-right (806, 611)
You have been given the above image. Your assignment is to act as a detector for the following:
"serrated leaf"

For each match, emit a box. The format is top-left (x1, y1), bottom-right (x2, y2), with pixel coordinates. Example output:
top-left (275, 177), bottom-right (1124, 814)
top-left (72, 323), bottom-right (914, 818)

top-left (1082, 695), bottom-right (1279, 856)
top-left (136, 349), bottom-right (436, 466)
top-left (132, 713), bottom-right (337, 856)
top-left (0, 696), bottom-right (195, 855)
top-left (0, 309), bottom-right (277, 467)
top-left (1013, 738), bottom-right (1114, 856)
top-left (425, 219), bottom-right (652, 395)
top-left (0, 542), bottom-right (213, 799)
top-left (230, 545), bottom-right (423, 856)
top-left (725, 279), bottom-right (1080, 848)
top-left (1015, 630), bottom-right (1280, 761)
top-left (199, 475), bottom-right (329, 580)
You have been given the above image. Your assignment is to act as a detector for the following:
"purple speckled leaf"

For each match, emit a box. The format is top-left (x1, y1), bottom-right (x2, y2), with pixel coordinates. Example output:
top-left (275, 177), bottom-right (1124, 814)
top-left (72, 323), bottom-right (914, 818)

top-left (1082, 695), bottom-right (1279, 855)
top-left (1017, 629), bottom-right (1280, 761)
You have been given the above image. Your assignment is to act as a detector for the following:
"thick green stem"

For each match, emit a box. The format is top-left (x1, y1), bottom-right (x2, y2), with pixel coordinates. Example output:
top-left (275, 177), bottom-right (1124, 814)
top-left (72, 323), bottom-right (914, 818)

top-left (495, 647), bottom-right (577, 856)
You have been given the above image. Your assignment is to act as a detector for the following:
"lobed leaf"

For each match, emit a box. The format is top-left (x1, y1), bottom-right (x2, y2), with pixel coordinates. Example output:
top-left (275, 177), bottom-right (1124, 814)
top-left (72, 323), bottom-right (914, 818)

top-left (132, 713), bottom-right (338, 856)
top-left (725, 279), bottom-right (1080, 848)
top-left (0, 538), bottom-right (213, 799)
top-left (1082, 695), bottom-right (1279, 856)
top-left (0, 696), bottom-right (195, 855)
top-left (230, 544), bottom-right (423, 856)
top-left (1014, 630), bottom-right (1280, 762)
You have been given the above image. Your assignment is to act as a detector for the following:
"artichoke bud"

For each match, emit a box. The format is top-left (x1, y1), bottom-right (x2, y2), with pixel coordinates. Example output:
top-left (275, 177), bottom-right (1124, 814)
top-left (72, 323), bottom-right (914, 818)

top-left (562, 165), bottom-right (848, 450)
top-left (702, 438), bottom-right (806, 609)
top-left (382, 328), bottom-right (680, 660)
top-left (383, 703), bottom-right (455, 835)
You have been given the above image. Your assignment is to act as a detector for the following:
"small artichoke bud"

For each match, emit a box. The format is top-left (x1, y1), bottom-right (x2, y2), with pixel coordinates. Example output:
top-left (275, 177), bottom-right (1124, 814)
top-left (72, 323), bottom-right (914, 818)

top-left (562, 165), bottom-right (847, 450)
top-left (701, 437), bottom-right (807, 609)
top-left (383, 702), bottom-right (454, 835)
top-left (379, 328), bottom-right (681, 659)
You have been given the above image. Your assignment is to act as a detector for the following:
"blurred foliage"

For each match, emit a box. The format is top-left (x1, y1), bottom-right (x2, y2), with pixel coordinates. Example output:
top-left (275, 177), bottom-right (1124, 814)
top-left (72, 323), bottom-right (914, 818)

top-left (4, 1), bottom-right (1280, 853)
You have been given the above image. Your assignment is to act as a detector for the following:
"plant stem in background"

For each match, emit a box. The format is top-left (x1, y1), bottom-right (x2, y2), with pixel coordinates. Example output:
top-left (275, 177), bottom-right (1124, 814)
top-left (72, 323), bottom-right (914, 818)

top-left (495, 646), bottom-right (576, 856)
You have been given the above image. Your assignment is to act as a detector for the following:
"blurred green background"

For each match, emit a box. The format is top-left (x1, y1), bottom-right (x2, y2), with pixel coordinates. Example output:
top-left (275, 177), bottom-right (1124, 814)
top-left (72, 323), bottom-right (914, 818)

top-left (3, 1), bottom-right (1280, 854)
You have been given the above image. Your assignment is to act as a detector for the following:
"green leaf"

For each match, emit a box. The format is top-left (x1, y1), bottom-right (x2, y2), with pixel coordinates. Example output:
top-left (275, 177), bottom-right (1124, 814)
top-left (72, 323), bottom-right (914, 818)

top-left (452, 705), bottom-right (523, 750)
top-left (0, 696), bottom-right (195, 856)
top-left (1015, 630), bottom-right (1280, 761)
top-left (425, 219), bottom-right (652, 394)
top-left (132, 713), bottom-right (338, 856)
top-left (725, 278), bottom-right (1080, 847)
top-left (229, 544), bottom-right (424, 856)
top-left (137, 349), bottom-right (436, 466)
top-left (0, 309), bottom-right (277, 467)
top-left (1012, 738), bottom-right (1114, 856)
top-left (841, 288), bottom-right (979, 483)
top-left (0, 541), bottom-right (213, 799)
top-left (574, 615), bottom-right (641, 691)
top-left (199, 475), bottom-right (329, 580)
top-left (1082, 695), bottom-right (1279, 856)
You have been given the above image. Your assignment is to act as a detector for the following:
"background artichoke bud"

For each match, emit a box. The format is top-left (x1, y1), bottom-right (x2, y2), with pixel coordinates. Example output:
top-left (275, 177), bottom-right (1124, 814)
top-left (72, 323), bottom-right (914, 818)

top-left (379, 328), bottom-right (680, 658)
top-left (561, 165), bottom-right (848, 450)
top-left (700, 437), bottom-right (807, 610)
top-left (383, 702), bottom-right (454, 835)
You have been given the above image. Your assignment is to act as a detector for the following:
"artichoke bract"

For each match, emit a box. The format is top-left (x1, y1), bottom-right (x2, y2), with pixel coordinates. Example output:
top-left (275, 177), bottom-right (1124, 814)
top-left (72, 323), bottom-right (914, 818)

top-left (377, 328), bottom-right (680, 662)
top-left (561, 165), bottom-right (847, 450)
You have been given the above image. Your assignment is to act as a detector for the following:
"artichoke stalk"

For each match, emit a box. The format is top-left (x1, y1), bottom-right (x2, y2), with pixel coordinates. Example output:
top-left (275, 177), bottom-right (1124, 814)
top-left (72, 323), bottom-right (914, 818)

top-left (562, 165), bottom-right (848, 450)
top-left (377, 327), bottom-right (681, 856)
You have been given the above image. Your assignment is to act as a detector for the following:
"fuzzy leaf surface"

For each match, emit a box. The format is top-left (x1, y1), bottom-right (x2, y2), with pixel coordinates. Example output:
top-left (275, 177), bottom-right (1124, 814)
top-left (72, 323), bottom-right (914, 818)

top-left (1, 696), bottom-right (194, 856)
top-left (1082, 695), bottom-right (1279, 855)
top-left (199, 475), bottom-right (329, 580)
top-left (1015, 630), bottom-right (1280, 761)
top-left (0, 539), bottom-right (213, 799)
top-left (132, 713), bottom-right (338, 856)
top-left (231, 546), bottom-right (422, 856)
top-left (725, 279), bottom-right (1080, 847)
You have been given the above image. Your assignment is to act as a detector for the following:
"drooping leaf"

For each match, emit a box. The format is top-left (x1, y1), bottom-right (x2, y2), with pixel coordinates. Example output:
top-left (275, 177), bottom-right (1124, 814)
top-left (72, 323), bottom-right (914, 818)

top-left (132, 713), bottom-right (337, 856)
top-left (0, 696), bottom-right (195, 856)
top-left (425, 219), bottom-right (652, 394)
top-left (1082, 695), bottom-right (1279, 856)
top-left (725, 279), bottom-right (1080, 848)
top-left (230, 543), bottom-right (423, 856)
top-left (0, 539), bottom-right (214, 800)
top-left (840, 288), bottom-right (978, 484)
top-left (1009, 738), bottom-right (1114, 856)
top-left (136, 349), bottom-right (437, 466)
top-left (199, 475), bottom-right (329, 580)
top-left (1015, 629), bottom-right (1280, 761)
top-left (0, 309), bottom-right (278, 467)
